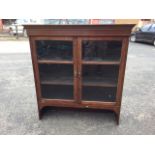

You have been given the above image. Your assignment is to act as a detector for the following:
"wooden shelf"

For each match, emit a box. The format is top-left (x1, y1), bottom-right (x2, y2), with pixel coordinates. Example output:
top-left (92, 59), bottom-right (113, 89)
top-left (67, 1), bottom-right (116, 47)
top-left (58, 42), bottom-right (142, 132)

top-left (25, 24), bottom-right (133, 124)
top-left (40, 77), bottom-right (73, 86)
top-left (40, 76), bottom-right (117, 87)
top-left (38, 59), bottom-right (73, 64)
top-left (82, 61), bottom-right (120, 65)
top-left (83, 77), bottom-right (117, 87)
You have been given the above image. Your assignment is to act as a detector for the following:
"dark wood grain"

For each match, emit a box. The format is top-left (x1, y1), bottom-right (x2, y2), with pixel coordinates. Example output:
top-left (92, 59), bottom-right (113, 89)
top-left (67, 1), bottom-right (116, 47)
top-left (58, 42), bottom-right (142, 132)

top-left (82, 61), bottom-right (120, 65)
top-left (29, 37), bottom-right (42, 119)
top-left (38, 60), bottom-right (73, 64)
top-left (25, 24), bottom-right (134, 124)
top-left (24, 24), bottom-right (134, 37)
top-left (116, 38), bottom-right (130, 104)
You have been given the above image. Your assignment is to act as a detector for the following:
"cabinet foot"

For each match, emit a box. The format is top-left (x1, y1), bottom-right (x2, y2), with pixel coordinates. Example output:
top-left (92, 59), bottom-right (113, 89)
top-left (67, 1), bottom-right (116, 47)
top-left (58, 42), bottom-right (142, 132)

top-left (38, 109), bottom-right (43, 120)
top-left (114, 108), bottom-right (120, 125)
top-left (115, 113), bottom-right (120, 125)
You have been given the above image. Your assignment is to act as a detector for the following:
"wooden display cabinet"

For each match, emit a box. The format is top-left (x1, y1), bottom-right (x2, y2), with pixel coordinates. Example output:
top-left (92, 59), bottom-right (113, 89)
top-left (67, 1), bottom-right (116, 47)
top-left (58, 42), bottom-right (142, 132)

top-left (24, 24), bottom-right (134, 124)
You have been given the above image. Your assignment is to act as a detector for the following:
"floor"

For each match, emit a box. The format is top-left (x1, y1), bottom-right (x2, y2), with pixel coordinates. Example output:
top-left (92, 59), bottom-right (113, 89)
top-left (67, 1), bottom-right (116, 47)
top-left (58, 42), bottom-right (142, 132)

top-left (0, 41), bottom-right (155, 134)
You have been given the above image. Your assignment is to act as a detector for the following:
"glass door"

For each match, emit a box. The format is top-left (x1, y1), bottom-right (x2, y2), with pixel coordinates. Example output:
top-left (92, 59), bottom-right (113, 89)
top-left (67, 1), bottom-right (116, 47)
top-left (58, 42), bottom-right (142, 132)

top-left (35, 38), bottom-right (76, 100)
top-left (80, 38), bottom-right (122, 102)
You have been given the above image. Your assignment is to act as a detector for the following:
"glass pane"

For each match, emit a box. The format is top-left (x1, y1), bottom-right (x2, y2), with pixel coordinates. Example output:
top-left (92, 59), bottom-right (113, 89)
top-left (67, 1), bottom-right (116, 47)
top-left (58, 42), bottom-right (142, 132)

top-left (41, 85), bottom-right (73, 99)
top-left (82, 65), bottom-right (119, 102)
top-left (83, 65), bottom-right (119, 86)
top-left (36, 40), bottom-right (73, 60)
top-left (82, 86), bottom-right (117, 102)
top-left (39, 64), bottom-right (73, 99)
top-left (82, 40), bottom-right (122, 61)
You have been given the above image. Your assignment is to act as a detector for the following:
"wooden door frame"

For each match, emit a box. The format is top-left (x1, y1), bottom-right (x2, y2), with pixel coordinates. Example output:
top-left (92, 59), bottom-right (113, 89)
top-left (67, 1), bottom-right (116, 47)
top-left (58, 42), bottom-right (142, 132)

top-left (76, 37), bottom-right (126, 105)
top-left (29, 35), bottom-right (129, 119)
top-left (30, 36), bottom-right (79, 106)
top-left (116, 37), bottom-right (129, 106)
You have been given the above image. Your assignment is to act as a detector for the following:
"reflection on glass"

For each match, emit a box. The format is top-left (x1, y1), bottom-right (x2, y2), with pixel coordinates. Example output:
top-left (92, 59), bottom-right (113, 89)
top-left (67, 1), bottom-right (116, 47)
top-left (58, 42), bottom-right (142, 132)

top-left (82, 40), bottom-right (122, 61)
top-left (82, 86), bottom-right (117, 102)
top-left (82, 65), bottom-right (119, 102)
top-left (41, 85), bottom-right (73, 99)
top-left (39, 64), bottom-right (73, 84)
top-left (39, 64), bottom-right (73, 99)
top-left (36, 40), bottom-right (73, 60)
top-left (82, 65), bottom-right (119, 86)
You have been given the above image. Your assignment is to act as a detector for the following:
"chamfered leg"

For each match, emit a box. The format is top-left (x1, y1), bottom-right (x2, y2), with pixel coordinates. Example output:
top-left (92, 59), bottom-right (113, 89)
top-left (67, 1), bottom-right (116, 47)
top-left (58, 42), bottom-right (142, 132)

top-left (38, 108), bottom-right (43, 120)
top-left (114, 107), bottom-right (121, 125)
top-left (115, 112), bottom-right (120, 125)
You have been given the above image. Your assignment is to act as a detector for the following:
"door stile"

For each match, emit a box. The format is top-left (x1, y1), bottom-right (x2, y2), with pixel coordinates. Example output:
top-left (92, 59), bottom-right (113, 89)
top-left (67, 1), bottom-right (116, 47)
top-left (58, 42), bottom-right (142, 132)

top-left (76, 37), bottom-right (82, 103)
top-left (73, 37), bottom-right (79, 103)
top-left (116, 37), bottom-right (129, 106)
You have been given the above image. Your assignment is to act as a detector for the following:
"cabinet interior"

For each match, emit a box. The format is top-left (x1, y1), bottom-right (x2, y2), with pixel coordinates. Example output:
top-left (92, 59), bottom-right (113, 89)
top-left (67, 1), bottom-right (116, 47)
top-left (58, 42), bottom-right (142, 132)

top-left (36, 39), bottom-right (122, 102)
top-left (82, 40), bottom-right (122, 61)
top-left (41, 85), bottom-right (73, 99)
top-left (24, 24), bottom-right (133, 123)
top-left (36, 40), bottom-right (73, 61)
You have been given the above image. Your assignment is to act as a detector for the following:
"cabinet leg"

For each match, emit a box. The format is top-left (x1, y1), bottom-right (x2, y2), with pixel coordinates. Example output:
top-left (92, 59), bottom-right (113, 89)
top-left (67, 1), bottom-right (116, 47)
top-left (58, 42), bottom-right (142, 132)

top-left (114, 108), bottom-right (120, 125)
top-left (38, 109), bottom-right (42, 120)
top-left (115, 113), bottom-right (120, 125)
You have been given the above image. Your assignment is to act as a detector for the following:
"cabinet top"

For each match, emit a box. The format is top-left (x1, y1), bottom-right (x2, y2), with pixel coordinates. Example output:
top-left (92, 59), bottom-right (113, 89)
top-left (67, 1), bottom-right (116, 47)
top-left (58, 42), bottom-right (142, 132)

top-left (24, 24), bottom-right (135, 37)
top-left (24, 24), bottom-right (134, 28)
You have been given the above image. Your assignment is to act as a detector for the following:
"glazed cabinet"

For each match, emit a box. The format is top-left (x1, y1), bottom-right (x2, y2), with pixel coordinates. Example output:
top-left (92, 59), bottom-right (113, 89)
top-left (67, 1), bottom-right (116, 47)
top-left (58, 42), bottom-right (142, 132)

top-left (24, 25), bottom-right (134, 124)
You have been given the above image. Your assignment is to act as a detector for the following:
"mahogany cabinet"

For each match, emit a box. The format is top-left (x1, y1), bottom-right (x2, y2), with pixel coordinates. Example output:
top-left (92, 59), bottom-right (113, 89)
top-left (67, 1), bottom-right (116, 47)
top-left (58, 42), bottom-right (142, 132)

top-left (24, 24), bottom-right (134, 124)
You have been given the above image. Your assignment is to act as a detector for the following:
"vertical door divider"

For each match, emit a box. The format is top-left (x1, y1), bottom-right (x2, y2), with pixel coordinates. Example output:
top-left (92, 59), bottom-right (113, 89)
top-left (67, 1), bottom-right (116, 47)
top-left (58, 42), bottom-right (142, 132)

top-left (73, 37), bottom-right (79, 103)
top-left (77, 37), bottom-right (82, 104)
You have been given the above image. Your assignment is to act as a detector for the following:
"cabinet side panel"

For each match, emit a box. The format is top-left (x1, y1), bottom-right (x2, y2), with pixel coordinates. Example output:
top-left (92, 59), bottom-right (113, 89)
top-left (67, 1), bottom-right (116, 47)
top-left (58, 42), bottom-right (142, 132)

top-left (116, 38), bottom-right (129, 105)
top-left (29, 37), bottom-right (42, 110)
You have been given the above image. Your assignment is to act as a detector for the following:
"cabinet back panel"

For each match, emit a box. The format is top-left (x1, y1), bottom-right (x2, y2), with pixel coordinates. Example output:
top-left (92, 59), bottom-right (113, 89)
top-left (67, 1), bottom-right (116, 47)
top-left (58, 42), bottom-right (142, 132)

top-left (82, 65), bottom-right (119, 84)
top-left (82, 86), bottom-right (117, 102)
top-left (82, 40), bottom-right (122, 61)
top-left (41, 85), bottom-right (73, 99)
top-left (39, 64), bottom-right (73, 82)
top-left (36, 40), bottom-right (73, 60)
